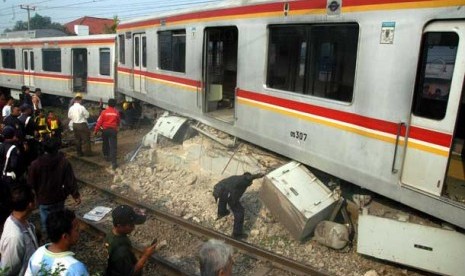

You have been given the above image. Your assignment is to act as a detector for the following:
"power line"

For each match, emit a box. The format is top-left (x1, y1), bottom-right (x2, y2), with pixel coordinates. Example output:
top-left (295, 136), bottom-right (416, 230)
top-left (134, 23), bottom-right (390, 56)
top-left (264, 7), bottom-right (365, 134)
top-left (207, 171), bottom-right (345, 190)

top-left (20, 4), bottom-right (36, 31)
top-left (0, 0), bottom-right (223, 31)
top-left (53, 0), bottom-right (221, 20)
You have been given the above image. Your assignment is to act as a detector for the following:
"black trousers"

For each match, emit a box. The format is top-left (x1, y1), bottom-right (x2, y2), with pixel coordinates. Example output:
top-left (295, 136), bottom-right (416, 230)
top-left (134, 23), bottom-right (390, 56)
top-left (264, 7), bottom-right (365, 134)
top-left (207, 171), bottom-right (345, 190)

top-left (102, 128), bottom-right (117, 167)
top-left (218, 190), bottom-right (245, 235)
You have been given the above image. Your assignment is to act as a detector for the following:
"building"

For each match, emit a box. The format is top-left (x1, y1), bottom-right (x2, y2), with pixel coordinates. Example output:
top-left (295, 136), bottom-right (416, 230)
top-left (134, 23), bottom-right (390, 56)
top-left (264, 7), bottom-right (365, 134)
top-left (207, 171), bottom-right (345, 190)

top-left (0, 29), bottom-right (68, 38)
top-left (64, 17), bottom-right (114, 35)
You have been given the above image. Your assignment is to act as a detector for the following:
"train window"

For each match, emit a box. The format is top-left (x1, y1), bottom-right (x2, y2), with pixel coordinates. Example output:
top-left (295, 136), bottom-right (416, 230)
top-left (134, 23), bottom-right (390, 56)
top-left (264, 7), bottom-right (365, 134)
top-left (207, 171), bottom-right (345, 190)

top-left (99, 48), bottom-right (111, 76)
top-left (23, 51), bottom-right (28, 70)
top-left (42, 49), bottom-right (61, 72)
top-left (158, 30), bottom-right (186, 73)
top-left (142, 36), bottom-right (147, 68)
top-left (412, 32), bottom-right (458, 120)
top-left (267, 24), bottom-right (359, 102)
top-left (1, 49), bottom-right (15, 69)
top-left (118, 35), bottom-right (125, 65)
top-left (30, 52), bottom-right (34, 70)
top-left (135, 36), bottom-right (140, 67)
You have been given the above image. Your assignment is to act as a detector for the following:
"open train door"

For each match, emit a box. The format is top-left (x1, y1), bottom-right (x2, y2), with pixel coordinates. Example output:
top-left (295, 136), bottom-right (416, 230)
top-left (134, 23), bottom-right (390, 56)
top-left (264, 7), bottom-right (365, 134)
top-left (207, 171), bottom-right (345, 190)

top-left (72, 48), bottom-right (88, 93)
top-left (133, 33), bottom-right (147, 94)
top-left (22, 49), bottom-right (34, 87)
top-left (203, 27), bottom-right (238, 123)
top-left (401, 21), bottom-right (465, 196)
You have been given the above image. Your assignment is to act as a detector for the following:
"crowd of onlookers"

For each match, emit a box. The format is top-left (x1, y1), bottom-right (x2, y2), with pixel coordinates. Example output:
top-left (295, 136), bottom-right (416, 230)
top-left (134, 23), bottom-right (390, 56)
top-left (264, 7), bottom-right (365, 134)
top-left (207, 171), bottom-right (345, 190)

top-left (0, 87), bottom-right (236, 275)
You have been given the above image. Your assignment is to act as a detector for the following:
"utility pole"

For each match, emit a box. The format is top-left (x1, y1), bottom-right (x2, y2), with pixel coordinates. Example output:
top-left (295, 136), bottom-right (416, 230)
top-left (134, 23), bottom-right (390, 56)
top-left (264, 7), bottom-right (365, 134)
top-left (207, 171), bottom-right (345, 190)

top-left (20, 4), bottom-right (35, 31)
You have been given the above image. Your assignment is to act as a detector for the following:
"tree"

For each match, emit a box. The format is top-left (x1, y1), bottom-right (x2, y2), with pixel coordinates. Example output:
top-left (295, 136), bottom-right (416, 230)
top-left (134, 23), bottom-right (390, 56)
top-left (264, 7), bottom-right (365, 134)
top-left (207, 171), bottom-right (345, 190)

top-left (103, 15), bottom-right (119, 34)
top-left (8, 14), bottom-right (65, 32)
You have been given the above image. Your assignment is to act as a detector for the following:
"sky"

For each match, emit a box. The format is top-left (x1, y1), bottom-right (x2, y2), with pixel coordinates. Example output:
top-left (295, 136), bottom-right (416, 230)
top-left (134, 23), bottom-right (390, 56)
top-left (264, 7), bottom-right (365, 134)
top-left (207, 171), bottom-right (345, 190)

top-left (0, 0), bottom-right (224, 33)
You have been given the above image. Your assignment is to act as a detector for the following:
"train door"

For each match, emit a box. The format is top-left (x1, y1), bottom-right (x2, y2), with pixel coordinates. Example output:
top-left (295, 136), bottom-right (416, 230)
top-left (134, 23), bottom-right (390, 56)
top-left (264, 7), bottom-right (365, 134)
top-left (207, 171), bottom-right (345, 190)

top-left (72, 48), bottom-right (87, 93)
top-left (203, 27), bottom-right (238, 123)
top-left (22, 49), bottom-right (34, 87)
top-left (401, 21), bottom-right (465, 197)
top-left (133, 33), bottom-right (147, 94)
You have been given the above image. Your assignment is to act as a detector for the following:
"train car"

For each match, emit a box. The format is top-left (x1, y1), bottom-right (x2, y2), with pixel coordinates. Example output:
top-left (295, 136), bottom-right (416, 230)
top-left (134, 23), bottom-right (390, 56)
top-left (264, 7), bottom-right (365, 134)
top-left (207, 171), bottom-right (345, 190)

top-left (116, 0), bottom-right (465, 229)
top-left (0, 34), bottom-right (116, 102)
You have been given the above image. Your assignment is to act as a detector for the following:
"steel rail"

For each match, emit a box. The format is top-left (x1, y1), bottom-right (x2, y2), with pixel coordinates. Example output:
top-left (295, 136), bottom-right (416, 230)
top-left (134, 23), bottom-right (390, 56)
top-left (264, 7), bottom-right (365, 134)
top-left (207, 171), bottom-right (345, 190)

top-left (72, 156), bottom-right (329, 276)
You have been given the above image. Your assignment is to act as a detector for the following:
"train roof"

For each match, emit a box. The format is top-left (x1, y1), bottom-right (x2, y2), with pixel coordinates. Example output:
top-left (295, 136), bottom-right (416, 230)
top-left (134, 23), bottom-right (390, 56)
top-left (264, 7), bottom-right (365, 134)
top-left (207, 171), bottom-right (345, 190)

top-left (0, 33), bottom-right (116, 44)
top-left (117, 0), bottom-right (465, 32)
top-left (118, 0), bottom-right (269, 27)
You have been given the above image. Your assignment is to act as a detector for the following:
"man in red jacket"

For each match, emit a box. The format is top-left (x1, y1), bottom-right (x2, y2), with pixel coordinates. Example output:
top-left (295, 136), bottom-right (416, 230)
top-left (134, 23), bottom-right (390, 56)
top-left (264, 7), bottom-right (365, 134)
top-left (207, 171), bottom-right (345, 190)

top-left (94, 98), bottom-right (121, 169)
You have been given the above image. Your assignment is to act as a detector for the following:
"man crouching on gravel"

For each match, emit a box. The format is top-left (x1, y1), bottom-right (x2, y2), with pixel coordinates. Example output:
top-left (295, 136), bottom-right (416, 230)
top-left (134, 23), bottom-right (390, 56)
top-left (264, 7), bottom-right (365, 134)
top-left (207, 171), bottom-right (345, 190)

top-left (105, 205), bottom-right (157, 276)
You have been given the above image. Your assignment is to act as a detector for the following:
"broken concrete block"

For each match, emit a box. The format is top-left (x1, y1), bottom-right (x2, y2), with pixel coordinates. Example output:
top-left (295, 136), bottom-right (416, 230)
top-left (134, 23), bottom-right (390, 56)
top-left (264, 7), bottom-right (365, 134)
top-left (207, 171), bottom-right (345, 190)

top-left (313, 221), bottom-right (349, 249)
top-left (259, 161), bottom-right (340, 241)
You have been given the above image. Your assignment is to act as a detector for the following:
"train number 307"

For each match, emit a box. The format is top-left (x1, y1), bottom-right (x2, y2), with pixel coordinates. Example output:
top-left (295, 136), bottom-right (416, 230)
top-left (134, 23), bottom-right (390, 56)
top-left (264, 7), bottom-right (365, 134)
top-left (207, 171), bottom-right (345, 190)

top-left (290, 131), bottom-right (307, 141)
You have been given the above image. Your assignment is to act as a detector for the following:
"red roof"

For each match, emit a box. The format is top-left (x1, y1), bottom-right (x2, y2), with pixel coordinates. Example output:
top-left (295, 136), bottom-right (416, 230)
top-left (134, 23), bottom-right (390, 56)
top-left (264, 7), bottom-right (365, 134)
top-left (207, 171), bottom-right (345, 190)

top-left (64, 16), bottom-right (114, 35)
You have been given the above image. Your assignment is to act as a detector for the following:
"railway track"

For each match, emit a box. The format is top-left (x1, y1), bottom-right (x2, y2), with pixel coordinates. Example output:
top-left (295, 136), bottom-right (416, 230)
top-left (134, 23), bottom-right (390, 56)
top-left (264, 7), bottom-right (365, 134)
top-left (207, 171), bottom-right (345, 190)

top-left (69, 154), bottom-right (330, 276)
top-left (76, 210), bottom-right (191, 276)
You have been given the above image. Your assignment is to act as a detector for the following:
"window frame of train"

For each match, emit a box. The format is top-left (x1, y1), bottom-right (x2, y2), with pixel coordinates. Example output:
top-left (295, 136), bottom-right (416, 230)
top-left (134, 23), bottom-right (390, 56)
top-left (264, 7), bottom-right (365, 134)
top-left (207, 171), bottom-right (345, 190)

top-left (158, 29), bottom-right (186, 73)
top-left (266, 23), bottom-right (359, 102)
top-left (99, 48), bottom-right (111, 76)
top-left (133, 33), bottom-right (147, 93)
top-left (412, 32), bottom-right (459, 120)
top-left (118, 34), bottom-right (125, 65)
top-left (42, 49), bottom-right (61, 72)
top-left (1, 49), bottom-right (16, 69)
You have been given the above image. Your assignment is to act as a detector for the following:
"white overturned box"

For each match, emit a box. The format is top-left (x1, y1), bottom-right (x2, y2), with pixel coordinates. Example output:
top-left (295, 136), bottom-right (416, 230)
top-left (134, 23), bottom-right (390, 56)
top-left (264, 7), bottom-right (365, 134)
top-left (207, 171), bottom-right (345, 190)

top-left (358, 212), bottom-right (465, 276)
top-left (259, 161), bottom-right (339, 241)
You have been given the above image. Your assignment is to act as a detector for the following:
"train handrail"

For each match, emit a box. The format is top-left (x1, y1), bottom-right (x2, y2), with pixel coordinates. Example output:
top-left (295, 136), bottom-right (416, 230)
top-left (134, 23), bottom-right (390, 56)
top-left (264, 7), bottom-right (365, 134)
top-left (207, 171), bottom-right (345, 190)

top-left (391, 121), bottom-right (405, 173)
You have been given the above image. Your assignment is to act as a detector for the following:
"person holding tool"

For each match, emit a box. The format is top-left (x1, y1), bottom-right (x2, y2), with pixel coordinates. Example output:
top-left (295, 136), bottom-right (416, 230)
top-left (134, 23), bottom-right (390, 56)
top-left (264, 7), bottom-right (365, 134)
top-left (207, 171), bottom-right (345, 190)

top-left (105, 205), bottom-right (157, 276)
top-left (213, 172), bottom-right (264, 239)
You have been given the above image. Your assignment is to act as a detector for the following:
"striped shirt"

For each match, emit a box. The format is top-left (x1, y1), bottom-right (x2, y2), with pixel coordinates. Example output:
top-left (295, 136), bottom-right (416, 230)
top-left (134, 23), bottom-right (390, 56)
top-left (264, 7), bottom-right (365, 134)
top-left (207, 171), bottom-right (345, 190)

top-left (25, 244), bottom-right (89, 276)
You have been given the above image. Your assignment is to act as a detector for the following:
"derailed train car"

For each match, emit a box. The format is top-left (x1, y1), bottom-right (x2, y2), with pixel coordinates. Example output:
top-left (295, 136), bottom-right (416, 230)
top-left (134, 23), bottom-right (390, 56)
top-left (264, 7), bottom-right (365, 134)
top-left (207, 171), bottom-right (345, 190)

top-left (0, 34), bottom-right (116, 102)
top-left (115, 0), bottom-right (465, 231)
top-left (0, 0), bottom-right (464, 246)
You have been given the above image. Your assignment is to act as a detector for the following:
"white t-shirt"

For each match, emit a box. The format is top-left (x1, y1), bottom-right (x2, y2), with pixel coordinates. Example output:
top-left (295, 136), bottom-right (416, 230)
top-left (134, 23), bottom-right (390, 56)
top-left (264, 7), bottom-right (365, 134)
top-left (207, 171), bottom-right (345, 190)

top-left (2, 105), bottom-right (11, 118)
top-left (68, 103), bottom-right (89, 124)
top-left (25, 244), bottom-right (89, 276)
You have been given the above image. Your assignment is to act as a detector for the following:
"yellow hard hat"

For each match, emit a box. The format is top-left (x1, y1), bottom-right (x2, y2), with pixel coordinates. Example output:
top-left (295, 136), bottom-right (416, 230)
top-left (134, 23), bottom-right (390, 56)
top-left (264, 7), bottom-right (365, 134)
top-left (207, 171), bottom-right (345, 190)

top-left (123, 102), bottom-right (130, 110)
top-left (75, 93), bottom-right (83, 98)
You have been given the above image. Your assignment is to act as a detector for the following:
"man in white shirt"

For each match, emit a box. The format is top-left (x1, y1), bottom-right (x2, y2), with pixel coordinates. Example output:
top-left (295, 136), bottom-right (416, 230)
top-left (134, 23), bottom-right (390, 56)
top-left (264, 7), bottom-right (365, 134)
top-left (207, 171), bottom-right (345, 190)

top-left (2, 96), bottom-right (14, 118)
top-left (68, 96), bottom-right (92, 156)
top-left (31, 88), bottom-right (42, 116)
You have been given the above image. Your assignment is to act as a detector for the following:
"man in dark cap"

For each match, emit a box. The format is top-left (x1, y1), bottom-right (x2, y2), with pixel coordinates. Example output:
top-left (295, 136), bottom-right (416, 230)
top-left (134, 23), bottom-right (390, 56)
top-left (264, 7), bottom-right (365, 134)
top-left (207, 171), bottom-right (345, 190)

top-left (18, 104), bottom-right (38, 167)
top-left (20, 86), bottom-right (32, 107)
top-left (0, 126), bottom-right (22, 184)
top-left (3, 102), bottom-right (24, 143)
top-left (105, 205), bottom-right (157, 276)
top-left (213, 172), bottom-right (264, 239)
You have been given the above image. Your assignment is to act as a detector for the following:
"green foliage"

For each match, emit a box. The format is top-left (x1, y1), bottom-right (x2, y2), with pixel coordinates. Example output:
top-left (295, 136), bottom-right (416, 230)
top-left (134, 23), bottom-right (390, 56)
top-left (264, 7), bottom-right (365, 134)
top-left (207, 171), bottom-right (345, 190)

top-left (0, 266), bottom-right (10, 276)
top-left (22, 261), bottom-right (102, 276)
top-left (37, 261), bottom-right (66, 276)
top-left (10, 14), bottom-right (65, 32)
top-left (103, 15), bottom-right (119, 34)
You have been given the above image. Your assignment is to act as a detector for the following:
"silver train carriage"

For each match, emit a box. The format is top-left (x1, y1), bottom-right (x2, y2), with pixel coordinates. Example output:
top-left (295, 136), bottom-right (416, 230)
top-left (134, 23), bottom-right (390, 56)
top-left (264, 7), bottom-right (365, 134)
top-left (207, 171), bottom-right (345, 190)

top-left (0, 34), bottom-right (116, 102)
top-left (115, 0), bottom-right (465, 229)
